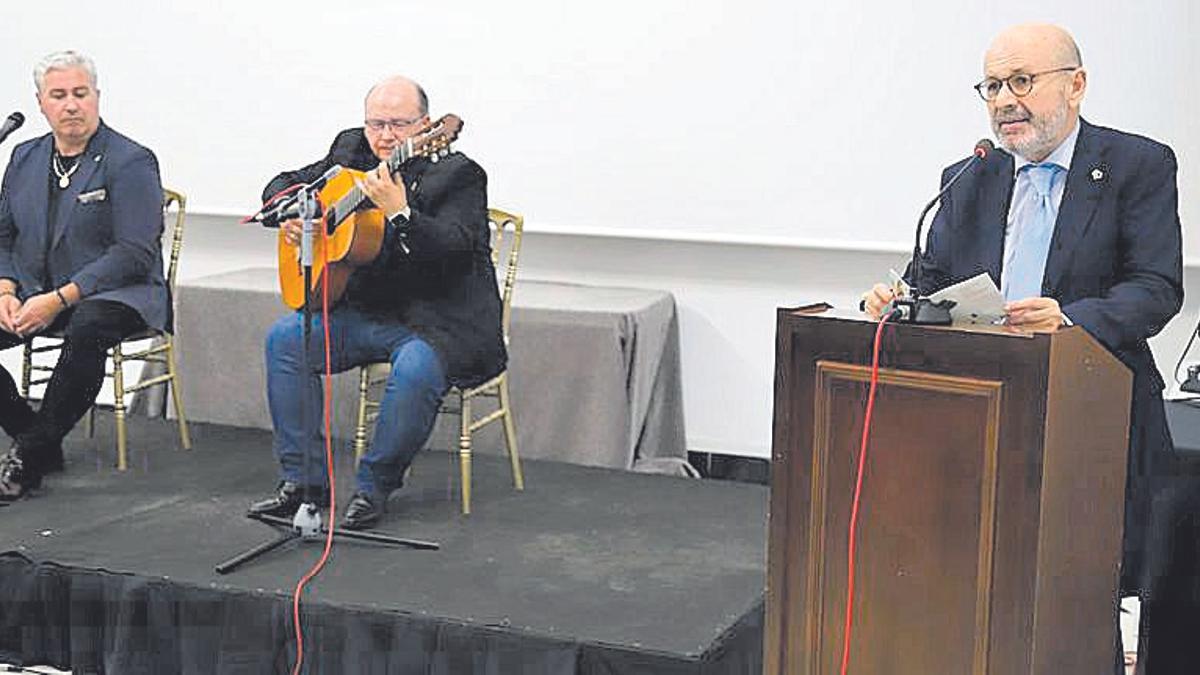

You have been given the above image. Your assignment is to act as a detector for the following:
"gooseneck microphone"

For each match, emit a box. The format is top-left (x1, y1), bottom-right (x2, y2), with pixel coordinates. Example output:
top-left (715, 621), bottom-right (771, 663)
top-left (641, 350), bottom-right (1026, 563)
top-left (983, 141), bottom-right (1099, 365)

top-left (0, 112), bottom-right (25, 145)
top-left (892, 138), bottom-right (994, 324)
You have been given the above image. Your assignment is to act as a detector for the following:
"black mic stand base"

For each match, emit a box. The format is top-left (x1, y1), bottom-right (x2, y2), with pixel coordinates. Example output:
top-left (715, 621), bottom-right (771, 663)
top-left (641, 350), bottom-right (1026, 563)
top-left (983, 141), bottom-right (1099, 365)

top-left (214, 507), bottom-right (440, 575)
top-left (890, 297), bottom-right (955, 325)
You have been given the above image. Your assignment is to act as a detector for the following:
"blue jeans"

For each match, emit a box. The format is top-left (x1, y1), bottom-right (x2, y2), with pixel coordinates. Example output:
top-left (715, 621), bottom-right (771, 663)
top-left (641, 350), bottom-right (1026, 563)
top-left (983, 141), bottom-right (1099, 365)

top-left (264, 307), bottom-right (448, 499)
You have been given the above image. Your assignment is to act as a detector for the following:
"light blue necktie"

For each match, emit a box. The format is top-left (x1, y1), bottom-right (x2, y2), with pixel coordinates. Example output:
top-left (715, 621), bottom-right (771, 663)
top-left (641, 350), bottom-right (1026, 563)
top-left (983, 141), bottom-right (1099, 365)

top-left (1004, 163), bottom-right (1063, 301)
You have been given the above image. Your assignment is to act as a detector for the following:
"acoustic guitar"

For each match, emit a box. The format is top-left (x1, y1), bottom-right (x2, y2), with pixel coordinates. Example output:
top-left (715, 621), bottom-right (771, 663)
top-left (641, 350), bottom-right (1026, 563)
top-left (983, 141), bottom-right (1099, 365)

top-left (277, 114), bottom-right (463, 309)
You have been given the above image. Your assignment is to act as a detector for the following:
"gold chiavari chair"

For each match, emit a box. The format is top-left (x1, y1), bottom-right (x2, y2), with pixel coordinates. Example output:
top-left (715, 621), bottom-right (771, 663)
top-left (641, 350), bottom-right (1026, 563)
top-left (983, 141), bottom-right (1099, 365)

top-left (21, 188), bottom-right (192, 470)
top-left (354, 207), bottom-right (524, 514)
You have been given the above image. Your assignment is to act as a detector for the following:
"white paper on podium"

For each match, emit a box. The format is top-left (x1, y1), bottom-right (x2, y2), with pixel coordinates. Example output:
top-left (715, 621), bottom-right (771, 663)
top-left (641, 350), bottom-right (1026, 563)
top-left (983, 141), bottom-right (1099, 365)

top-left (926, 273), bottom-right (1006, 325)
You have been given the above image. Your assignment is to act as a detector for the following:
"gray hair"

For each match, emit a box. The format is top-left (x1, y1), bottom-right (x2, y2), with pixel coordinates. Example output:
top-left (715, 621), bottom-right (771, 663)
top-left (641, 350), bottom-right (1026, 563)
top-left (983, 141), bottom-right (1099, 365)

top-left (414, 83), bottom-right (429, 116)
top-left (33, 50), bottom-right (98, 92)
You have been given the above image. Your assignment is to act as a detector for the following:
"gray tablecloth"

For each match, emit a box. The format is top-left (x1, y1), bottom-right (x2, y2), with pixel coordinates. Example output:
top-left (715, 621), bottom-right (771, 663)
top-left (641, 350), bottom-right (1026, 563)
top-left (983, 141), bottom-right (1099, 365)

top-left (173, 267), bottom-right (687, 472)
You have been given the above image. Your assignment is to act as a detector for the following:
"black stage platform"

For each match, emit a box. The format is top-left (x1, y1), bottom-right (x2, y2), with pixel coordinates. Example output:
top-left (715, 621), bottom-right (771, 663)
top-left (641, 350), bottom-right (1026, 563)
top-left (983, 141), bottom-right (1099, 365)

top-left (0, 414), bottom-right (766, 674)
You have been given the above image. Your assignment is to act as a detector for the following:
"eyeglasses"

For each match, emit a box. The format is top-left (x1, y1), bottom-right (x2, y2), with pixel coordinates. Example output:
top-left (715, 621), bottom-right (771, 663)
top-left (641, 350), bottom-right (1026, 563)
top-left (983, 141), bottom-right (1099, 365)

top-left (973, 66), bottom-right (1078, 101)
top-left (364, 117), bottom-right (423, 132)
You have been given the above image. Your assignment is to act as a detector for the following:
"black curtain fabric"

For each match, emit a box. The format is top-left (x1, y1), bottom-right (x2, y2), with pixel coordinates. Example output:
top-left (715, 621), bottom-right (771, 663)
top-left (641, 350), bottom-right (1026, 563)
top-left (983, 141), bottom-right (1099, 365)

top-left (0, 554), bottom-right (762, 675)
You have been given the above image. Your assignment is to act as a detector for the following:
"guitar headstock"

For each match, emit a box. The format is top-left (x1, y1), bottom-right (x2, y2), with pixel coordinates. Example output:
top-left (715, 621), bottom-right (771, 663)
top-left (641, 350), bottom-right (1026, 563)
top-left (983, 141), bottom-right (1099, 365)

top-left (389, 114), bottom-right (464, 170)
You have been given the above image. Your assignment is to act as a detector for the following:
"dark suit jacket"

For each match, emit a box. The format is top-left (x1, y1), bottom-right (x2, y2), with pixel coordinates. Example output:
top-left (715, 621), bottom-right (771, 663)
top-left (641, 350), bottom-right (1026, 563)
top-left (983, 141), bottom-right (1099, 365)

top-left (916, 118), bottom-right (1184, 591)
top-left (263, 128), bottom-right (506, 388)
top-left (0, 122), bottom-right (169, 331)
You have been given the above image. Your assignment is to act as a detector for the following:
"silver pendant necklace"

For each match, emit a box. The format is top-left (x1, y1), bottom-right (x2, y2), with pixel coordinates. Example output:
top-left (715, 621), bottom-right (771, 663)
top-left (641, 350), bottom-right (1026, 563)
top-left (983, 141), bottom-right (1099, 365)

top-left (52, 152), bottom-right (79, 189)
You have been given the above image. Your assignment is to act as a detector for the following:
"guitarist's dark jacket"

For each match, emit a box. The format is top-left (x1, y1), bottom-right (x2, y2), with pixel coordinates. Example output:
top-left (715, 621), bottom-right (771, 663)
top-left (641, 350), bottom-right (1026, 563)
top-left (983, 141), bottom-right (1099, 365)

top-left (263, 128), bottom-right (506, 388)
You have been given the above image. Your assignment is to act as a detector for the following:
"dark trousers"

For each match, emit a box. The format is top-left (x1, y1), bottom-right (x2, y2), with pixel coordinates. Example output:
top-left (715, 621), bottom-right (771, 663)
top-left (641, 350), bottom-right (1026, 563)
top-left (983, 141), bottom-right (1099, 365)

top-left (1138, 599), bottom-right (1200, 674)
top-left (0, 299), bottom-right (145, 469)
top-left (1133, 477), bottom-right (1200, 674)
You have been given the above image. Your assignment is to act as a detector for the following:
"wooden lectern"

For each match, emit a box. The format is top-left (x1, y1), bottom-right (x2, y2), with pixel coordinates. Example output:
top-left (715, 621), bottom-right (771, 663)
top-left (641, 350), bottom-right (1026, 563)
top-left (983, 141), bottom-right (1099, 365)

top-left (765, 308), bottom-right (1132, 675)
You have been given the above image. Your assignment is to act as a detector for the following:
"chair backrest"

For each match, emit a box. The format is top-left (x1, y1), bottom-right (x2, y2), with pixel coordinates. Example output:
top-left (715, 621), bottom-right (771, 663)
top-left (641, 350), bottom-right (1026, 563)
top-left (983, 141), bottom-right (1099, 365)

top-left (162, 188), bottom-right (187, 294)
top-left (487, 208), bottom-right (523, 344)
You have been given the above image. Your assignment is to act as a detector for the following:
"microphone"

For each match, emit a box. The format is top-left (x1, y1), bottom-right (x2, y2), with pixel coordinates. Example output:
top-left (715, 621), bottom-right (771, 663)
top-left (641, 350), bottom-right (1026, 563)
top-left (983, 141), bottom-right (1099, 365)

top-left (892, 138), bottom-right (994, 324)
top-left (253, 164), bottom-right (343, 228)
top-left (0, 112), bottom-right (25, 145)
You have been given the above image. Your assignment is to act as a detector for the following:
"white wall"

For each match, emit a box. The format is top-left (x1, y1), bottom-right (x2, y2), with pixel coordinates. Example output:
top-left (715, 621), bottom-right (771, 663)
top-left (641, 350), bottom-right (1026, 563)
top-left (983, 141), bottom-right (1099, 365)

top-left (0, 1), bottom-right (1196, 251)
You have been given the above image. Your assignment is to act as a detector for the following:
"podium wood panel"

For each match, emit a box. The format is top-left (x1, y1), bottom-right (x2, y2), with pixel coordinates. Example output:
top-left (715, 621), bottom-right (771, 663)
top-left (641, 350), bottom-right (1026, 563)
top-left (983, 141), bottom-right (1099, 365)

top-left (765, 309), bottom-right (1131, 675)
top-left (806, 362), bottom-right (1002, 673)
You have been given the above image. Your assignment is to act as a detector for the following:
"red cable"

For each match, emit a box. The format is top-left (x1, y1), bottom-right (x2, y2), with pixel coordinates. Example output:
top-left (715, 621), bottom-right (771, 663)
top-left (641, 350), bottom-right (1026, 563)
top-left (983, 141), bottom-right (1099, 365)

top-left (840, 309), bottom-right (897, 675)
top-left (290, 212), bottom-right (338, 675)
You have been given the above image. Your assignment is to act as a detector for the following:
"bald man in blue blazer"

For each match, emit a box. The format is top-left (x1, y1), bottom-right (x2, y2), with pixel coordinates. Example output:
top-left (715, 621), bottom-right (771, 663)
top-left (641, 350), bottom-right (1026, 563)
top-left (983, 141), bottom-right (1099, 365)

top-left (0, 51), bottom-right (167, 500)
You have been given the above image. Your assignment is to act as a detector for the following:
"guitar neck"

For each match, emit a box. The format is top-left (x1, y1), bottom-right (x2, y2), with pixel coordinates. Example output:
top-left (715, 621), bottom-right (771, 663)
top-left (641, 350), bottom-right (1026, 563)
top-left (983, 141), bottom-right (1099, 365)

top-left (327, 143), bottom-right (413, 227)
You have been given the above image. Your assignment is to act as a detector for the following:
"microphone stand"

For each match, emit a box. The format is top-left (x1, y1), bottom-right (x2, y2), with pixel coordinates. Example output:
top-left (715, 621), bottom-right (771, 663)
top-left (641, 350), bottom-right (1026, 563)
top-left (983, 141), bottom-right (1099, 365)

top-left (890, 148), bottom-right (989, 325)
top-left (889, 207), bottom-right (956, 325)
top-left (217, 183), bottom-right (438, 575)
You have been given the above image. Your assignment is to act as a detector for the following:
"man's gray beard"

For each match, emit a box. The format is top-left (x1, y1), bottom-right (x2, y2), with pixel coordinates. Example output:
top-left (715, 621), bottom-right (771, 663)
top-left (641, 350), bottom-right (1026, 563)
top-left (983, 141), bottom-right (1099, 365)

top-left (992, 103), bottom-right (1069, 162)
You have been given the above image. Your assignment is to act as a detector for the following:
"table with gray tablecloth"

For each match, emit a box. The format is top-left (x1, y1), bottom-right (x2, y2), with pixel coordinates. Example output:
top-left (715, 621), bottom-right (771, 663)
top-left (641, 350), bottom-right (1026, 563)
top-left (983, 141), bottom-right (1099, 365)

top-left (173, 267), bottom-right (687, 472)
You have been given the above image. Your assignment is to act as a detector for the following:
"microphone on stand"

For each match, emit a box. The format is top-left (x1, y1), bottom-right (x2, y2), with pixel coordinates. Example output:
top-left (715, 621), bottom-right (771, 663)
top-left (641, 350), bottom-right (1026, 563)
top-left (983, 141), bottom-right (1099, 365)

top-left (891, 138), bottom-right (994, 324)
top-left (249, 164), bottom-right (343, 228)
top-left (0, 112), bottom-right (25, 145)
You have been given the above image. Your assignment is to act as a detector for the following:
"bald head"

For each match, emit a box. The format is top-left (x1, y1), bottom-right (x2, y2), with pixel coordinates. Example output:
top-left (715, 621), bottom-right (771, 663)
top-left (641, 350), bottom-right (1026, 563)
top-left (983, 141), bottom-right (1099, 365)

top-left (365, 75), bottom-right (428, 116)
top-left (982, 23), bottom-right (1087, 162)
top-left (986, 23), bottom-right (1082, 72)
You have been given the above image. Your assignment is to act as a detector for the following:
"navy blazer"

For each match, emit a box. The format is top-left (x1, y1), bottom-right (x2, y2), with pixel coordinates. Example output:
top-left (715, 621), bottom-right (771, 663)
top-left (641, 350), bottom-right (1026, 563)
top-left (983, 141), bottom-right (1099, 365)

top-left (0, 122), bottom-right (169, 331)
top-left (917, 118), bottom-right (1184, 588)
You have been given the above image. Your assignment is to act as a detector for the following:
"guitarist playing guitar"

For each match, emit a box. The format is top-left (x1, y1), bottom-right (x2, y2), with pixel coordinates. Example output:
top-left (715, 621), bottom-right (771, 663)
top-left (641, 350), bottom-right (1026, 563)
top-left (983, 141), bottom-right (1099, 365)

top-left (269, 112), bottom-right (463, 309)
top-left (251, 75), bottom-right (506, 531)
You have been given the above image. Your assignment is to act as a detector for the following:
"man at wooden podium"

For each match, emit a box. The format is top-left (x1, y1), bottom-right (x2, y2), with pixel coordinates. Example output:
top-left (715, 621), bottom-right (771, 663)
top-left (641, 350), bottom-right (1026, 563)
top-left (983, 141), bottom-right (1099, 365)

top-left (862, 23), bottom-right (1187, 673)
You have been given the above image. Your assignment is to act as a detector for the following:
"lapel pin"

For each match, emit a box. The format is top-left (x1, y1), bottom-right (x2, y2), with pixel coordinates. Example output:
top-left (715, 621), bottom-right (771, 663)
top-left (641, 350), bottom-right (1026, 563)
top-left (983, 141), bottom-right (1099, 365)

top-left (410, 181), bottom-right (419, 192)
top-left (93, 154), bottom-right (102, 162)
top-left (1090, 167), bottom-right (1104, 182)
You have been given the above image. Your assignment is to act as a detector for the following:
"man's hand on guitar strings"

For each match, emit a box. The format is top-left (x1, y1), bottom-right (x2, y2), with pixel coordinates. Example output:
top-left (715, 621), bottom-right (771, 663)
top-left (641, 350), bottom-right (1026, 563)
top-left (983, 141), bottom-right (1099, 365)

top-left (355, 161), bottom-right (408, 218)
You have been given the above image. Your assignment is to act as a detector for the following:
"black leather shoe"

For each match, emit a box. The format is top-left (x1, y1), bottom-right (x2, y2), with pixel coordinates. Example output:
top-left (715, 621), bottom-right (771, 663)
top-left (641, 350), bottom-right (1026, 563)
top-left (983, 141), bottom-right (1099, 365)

top-left (340, 491), bottom-right (382, 530)
top-left (247, 481), bottom-right (329, 518)
top-left (3, 441), bottom-right (63, 475)
top-left (0, 453), bottom-right (41, 502)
